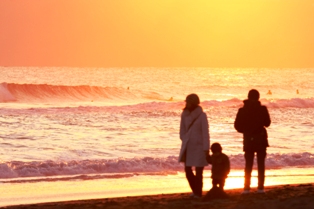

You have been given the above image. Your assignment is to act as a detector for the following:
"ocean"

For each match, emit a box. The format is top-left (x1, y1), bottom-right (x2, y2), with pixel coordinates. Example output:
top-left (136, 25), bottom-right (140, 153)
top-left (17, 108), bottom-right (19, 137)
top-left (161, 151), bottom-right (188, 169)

top-left (0, 67), bottom-right (314, 206)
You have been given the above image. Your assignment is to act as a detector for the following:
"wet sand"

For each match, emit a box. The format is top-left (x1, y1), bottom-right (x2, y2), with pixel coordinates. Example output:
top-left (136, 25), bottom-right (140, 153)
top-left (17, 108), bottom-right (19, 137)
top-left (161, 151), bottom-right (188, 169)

top-left (2, 184), bottom-right (314, 209)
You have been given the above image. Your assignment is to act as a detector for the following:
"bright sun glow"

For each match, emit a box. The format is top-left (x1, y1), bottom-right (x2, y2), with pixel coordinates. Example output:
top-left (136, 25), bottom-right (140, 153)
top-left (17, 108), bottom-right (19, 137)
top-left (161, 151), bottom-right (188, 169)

top-left (0, 0), bottom-right (314, 67)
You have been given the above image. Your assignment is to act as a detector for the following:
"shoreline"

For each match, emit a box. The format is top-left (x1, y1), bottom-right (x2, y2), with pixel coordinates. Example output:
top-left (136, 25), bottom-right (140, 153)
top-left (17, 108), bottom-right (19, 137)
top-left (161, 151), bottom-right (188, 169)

top-left (1, 167), bottom-right (314, 207)
top-left (2, 183), bottom-right (313, 209)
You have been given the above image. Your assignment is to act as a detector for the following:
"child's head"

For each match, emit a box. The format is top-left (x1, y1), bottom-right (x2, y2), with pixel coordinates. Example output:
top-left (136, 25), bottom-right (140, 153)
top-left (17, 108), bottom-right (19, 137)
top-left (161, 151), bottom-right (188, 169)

top-left (211, 143), bottom-right (222, 154)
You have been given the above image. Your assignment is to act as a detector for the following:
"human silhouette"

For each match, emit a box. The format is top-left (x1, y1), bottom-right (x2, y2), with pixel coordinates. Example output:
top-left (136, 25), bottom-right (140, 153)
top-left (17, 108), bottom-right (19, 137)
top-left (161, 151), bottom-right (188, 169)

top-left (203, 143), bottom-right (230, 201)
top-left (208, 143), bottom-right (230, 190)
top-left (234, 89), bottom-right (271, 194)
top-left (179, 93), bottom-right (210, 198)
top-left (267, 90), bottom-right (272, 95)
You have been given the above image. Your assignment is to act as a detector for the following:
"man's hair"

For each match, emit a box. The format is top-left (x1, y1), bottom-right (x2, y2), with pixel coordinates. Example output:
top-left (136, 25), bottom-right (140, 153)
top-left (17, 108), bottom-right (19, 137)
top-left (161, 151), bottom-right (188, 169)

top-left (248, 89), bottom-right (260, 100)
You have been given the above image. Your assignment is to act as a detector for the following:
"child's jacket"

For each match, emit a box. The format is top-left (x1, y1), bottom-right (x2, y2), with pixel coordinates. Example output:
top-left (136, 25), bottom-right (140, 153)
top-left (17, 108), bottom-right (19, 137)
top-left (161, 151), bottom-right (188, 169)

top-left (210, 153), bottom-right (230, 180)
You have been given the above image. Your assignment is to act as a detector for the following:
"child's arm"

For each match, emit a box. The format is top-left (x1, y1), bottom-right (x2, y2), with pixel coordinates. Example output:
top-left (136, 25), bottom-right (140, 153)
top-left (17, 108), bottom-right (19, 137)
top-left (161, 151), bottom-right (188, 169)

top-left (226, 156), bottom-right (230, 174)
top-left (206, 154), bottom-right (212, 164)
top-left (223, 154), bottom-right (230, 177)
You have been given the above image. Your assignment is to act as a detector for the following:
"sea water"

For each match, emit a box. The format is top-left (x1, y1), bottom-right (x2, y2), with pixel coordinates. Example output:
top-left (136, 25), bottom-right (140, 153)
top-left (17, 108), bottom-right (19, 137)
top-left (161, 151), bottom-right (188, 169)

top-left (0, 67), bottom-right (313, 206)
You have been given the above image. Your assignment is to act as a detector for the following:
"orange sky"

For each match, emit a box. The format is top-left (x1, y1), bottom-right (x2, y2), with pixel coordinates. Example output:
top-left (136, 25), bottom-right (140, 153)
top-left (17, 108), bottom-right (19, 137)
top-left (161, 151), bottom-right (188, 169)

top-left (0, 0), bottom-right (314, 68)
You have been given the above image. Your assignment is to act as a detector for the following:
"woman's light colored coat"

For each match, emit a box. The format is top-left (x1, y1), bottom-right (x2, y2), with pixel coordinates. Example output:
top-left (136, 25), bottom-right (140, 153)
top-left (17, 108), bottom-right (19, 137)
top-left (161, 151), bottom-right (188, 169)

top-left (179, 106), bottom-right (210, 167)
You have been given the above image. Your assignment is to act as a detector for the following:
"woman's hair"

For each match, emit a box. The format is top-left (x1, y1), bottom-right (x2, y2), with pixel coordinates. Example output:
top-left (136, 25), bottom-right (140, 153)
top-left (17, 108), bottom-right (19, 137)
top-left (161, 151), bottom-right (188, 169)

top-left (184, 93), bottom-right (200, 111)
top-left (184, 103), bottom-right (198, 111)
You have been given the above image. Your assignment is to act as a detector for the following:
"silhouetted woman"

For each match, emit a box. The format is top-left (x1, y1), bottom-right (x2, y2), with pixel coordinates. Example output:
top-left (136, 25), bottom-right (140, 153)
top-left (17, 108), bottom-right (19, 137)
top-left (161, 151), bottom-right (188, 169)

top-left (178, 93), bottom-right (210, 198)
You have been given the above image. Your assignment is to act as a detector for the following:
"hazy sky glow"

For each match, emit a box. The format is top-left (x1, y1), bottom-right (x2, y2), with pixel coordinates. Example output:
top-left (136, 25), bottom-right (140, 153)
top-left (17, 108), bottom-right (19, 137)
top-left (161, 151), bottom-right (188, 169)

top-left (1, 0), bottom-right (314, 67)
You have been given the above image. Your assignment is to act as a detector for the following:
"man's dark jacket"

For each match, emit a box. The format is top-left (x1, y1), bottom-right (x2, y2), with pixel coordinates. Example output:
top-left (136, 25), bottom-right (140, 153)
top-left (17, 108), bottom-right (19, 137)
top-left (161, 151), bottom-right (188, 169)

top-left (234, 100), bottom-right (271, 151)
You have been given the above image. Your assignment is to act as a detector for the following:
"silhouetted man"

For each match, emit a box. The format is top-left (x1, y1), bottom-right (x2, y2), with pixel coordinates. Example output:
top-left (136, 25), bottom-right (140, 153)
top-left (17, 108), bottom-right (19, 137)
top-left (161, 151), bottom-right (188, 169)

top-left (234, 89), bottom-right (271, 194)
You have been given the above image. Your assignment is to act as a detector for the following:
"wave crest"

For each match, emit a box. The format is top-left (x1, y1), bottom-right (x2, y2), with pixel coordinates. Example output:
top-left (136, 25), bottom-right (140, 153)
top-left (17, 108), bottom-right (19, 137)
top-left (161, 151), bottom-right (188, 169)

top-left (0, 82), bottom-right (134, 103)
top-left (1, 153), bottom-right (313, 179)
top-left (1, 83), bottom-right (314, 108)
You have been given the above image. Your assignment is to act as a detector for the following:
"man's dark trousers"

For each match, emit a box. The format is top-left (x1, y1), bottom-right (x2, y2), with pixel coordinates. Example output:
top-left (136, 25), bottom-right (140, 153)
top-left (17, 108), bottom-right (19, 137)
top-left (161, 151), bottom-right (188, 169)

top-left (244, 149), bottom-right (267, 190)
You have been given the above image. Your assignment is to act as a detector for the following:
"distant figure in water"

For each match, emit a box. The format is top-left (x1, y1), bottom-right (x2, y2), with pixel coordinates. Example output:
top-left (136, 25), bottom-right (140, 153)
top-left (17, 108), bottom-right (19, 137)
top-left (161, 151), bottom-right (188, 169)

top-left (267, 90), bottom-right (272, 95)
top-left (127, 87), bottom-right (130, 90)
top-left (179, 93), bottom-right (210, 198)
top-left (234, 89), bottom-right (271, 194)
top-left (169, 97), bottom-right (173, 101)
top-left (296, 89), bottom-right (299, 94)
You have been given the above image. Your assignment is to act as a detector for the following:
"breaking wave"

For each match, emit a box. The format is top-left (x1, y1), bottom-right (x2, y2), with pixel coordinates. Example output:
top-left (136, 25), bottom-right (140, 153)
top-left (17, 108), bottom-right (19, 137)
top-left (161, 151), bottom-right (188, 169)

top-left (1, 152), bottom-right (313, 180)
top-left (0, 82), bottom-right (136, 103)
top-left (1, 82), bottom-right (314, 108)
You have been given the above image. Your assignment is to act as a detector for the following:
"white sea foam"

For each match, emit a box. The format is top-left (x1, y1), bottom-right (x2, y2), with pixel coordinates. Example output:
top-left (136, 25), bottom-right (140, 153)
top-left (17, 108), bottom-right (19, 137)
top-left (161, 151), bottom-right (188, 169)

top-left (0, 67), bottom-right (314, 185)
top-left (1, 153), bottom-right (313, 180)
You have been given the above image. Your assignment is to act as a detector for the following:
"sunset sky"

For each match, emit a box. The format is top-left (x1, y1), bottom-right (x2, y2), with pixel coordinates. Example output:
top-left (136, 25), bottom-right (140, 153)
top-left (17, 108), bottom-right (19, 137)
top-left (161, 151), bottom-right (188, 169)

top-left (0, 0), bottom-right (314, 68)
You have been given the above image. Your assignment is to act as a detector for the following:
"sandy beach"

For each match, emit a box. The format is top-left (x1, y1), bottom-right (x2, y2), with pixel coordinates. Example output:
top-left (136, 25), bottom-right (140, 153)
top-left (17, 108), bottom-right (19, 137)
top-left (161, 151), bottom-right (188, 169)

top-left (2, 183), bottom-right (313, 209)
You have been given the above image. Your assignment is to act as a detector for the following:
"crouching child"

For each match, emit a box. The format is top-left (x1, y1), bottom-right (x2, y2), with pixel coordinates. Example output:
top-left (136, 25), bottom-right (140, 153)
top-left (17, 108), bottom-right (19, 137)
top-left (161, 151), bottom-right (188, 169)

top-left (203, 142), bottom-right (230, 200)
